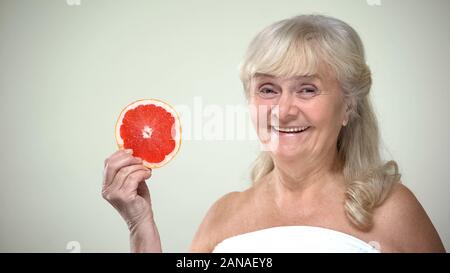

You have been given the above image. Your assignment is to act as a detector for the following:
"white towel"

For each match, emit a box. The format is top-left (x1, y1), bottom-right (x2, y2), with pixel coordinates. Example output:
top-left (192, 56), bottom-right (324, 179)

top-left (212, 226), bottom-right (380, 253)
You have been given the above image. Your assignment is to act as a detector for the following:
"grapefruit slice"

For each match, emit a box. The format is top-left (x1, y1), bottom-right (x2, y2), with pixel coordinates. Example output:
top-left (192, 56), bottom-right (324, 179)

top-left (115, 99), bottom-right (181, 168)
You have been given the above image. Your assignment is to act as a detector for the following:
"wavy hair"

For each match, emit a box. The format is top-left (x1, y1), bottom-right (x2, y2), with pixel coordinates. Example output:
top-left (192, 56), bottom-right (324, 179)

top-left (240, 14), bottom-right (401, 230)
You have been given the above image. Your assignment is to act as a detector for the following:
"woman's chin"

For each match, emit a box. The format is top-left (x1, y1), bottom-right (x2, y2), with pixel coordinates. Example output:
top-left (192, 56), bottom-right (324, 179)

top-left (270, 147), bottom-right (304, 161)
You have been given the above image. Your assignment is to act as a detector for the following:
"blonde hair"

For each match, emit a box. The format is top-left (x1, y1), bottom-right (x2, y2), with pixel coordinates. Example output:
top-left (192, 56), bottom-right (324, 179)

top-left (240, 14), bottom-right (401, 230)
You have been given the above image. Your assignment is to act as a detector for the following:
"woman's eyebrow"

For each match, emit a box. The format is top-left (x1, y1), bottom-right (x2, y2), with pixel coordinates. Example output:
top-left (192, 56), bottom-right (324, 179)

top-left (292, 74), bottom-right (322, 82)
top-left (253, 73), bottom-right (275, 81)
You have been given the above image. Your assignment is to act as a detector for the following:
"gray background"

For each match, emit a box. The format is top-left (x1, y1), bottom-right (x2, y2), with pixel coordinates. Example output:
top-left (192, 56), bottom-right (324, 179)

top-left (0, 0), bottom-right (449, 252)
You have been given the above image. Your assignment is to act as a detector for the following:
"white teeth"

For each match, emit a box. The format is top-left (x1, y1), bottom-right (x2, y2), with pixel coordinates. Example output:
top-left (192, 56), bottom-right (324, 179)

top-left (273, 126), bottom-right (309, 133)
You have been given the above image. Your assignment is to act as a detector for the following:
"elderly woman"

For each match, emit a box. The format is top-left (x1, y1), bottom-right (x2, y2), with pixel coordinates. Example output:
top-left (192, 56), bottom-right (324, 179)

top-left (102, 14), bottom-right (445, 252)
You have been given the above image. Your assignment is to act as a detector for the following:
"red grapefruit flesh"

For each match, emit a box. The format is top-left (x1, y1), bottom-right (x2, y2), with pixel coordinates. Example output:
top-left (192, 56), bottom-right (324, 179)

top-left (115, 99), bottom-right (181, 168)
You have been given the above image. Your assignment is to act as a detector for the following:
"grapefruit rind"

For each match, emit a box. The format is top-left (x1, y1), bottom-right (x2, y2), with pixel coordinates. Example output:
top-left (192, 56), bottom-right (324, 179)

top-left (115, 99), bottom-right (182, 169)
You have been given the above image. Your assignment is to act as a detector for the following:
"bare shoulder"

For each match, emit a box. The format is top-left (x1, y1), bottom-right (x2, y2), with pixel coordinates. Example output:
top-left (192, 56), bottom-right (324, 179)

top-left (189, 190), bottom-right (246, 252)
top-left (373, 182), bottom-right (445, 252)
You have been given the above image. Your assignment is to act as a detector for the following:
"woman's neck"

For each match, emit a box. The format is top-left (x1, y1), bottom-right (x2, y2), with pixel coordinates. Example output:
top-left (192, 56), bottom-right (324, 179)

top-left (268, 150), bottom-right (345, 207)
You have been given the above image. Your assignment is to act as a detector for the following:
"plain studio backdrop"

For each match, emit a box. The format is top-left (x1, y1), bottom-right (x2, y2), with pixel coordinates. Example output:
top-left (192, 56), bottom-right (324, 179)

top-left (0, 0), bottom-right (449, 252)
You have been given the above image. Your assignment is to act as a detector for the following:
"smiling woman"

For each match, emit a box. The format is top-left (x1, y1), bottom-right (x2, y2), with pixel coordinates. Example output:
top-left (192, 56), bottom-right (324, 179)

top-left (240, 14), bottom-right (397, 229)
top-left (102, 14), bottom-right (446, 253)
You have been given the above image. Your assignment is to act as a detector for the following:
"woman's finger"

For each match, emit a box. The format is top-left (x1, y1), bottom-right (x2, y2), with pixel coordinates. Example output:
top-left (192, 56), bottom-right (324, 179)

top-left (110, 164), bottom-right (150, 191)
top-left (121, 169), bottom-right (152, 194)
top-left (103, 150), bottom-right (142, 187)
top-left (104, 149), bottom-right (126, 167)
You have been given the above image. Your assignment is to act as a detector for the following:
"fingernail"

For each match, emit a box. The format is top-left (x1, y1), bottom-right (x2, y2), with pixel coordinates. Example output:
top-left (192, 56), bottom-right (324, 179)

top-left (125, 149), bottom-right (133, 154)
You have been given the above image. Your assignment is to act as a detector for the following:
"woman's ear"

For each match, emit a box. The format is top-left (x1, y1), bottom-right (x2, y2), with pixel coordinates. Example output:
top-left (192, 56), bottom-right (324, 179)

top-left (342, 100), bottom-right (354, 127)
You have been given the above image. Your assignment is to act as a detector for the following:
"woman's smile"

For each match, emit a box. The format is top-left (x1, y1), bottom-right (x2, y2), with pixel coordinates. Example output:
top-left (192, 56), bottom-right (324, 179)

top-left (272, 125), bottom-right (311, 134)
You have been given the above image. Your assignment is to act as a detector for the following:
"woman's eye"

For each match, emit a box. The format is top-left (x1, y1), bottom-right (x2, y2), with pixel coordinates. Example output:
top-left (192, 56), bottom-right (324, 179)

top-left (260, 88), bottom-right (275, 93)
top-left (297, 87), bottom-right (318, 98)
top-left (257, 87), bottom-right (278, 97)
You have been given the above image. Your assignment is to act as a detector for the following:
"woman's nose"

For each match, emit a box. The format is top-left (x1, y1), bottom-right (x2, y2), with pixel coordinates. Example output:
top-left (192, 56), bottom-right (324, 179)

top-left (275, 92), bottom-right (299, 121)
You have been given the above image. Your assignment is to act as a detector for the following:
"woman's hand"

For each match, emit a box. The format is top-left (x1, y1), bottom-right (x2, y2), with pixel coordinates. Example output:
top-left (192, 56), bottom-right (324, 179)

top-left (102, 149), bottom-right (162, 252)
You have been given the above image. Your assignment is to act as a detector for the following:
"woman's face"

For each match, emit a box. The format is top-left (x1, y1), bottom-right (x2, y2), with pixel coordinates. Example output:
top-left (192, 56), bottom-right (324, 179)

top-left (249, 64), bottom-right (349, 162)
